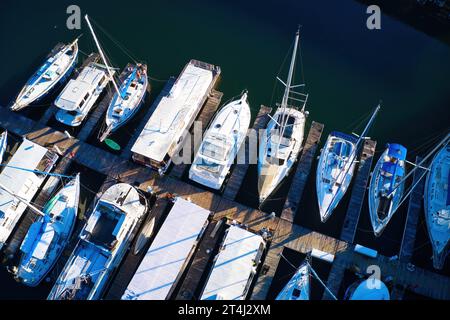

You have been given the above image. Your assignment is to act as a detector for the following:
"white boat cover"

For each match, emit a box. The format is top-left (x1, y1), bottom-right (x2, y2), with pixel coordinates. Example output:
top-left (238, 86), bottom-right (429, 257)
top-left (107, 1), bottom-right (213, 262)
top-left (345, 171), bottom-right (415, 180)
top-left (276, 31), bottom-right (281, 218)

top-left (122, 198), bottom-right (209, 300)
top-left (201, 225), bottom-right (265, 300)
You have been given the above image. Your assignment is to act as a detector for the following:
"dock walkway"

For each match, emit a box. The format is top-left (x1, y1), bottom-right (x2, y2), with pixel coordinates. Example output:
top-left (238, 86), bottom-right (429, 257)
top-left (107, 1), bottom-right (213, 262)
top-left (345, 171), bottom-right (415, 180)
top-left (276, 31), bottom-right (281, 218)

top-left (280, 121), bottom-right (324, 222)
top-left (340, 139), bottom-right (377, 243)
top-left (223, 105), bottom-right (272, 200)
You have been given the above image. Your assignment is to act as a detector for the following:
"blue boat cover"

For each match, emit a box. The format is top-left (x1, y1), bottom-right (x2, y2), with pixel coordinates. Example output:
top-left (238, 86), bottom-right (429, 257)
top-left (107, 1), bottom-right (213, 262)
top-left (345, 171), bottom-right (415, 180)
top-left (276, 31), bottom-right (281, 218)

top-left (447, 170), bottom-right (450, 206)
top-left (331, 131), bottom-right (358, 144)
top-left (20, 220), bottom-right (44, 254)
top-left (386, 143), bottom-right (407, 160)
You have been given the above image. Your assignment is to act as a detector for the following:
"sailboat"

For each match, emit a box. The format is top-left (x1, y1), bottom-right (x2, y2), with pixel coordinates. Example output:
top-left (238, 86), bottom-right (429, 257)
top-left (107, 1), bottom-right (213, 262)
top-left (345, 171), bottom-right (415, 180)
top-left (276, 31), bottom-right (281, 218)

top-left (424, 137), bottom-right (450, 269)
top-left (258, 29), bottom-right (309, 204)
top-left (15, 174), bottom-right (80, 287)
top-left (316, 105), bottom-right (380, 223)
top-left (0, 131), bottom-right (7, 163)
top-left (11, 38), bottom-right (79, 111)
top-left (276, 260), bottom-right (310, 300)
top-left (369, 143), bottom-right (407, 236)
top-left (83, 15), bottom-right (149, 142)
top-left (345, 278), bottom-right (390, 300)
top-left (48, 183), bottom-right (147, 300)
top-left (189, 91), bottom-right (251, 190)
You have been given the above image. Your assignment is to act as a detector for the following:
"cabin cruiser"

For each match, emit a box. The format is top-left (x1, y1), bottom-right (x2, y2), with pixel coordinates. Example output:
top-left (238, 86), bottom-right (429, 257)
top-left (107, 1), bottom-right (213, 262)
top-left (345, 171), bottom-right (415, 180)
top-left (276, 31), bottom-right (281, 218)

top-left (424, 140), bottom-right (450, 269)
top-left (189, 91), bottom-right (251, 190)
top-left (345, 278), bottom-right (390, 300)
top-left (276, 261), bottom-right (310, 300)
top-left (369, 143), bottom-right (407, 236)
top-left (15, 174), bottom-right (80, 286)
top-left (48, 183), bottom-right (147, 300)
top-left (258, 29), bottom-right (309, 204)
top-left (54, 63), bottom-right (112, 126)
top-left (316, 106), bottom-right (380, 222)
top-left (11, 38), bottom-right (79, 111)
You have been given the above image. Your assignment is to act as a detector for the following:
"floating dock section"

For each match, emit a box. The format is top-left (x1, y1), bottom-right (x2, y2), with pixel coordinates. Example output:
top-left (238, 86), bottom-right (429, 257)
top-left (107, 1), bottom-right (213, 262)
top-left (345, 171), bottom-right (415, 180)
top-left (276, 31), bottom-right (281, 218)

top-left (131, 59), bottom-right (220, 173)
top-left (122, 197), bottom-right (210, 300)
top-left (200, 225), bottom-right (265, 300)
top-left (0, 139), bottom-right (58, 250)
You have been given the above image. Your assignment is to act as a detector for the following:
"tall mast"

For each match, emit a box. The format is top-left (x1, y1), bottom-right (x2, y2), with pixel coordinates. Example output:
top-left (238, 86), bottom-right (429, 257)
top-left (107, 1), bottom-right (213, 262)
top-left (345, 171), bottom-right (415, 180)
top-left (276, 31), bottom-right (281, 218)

top-left (357, 104), bottom-right (381, 147)
top-left (0, 182), bottom-right (45, 217)
top-left (281, 28), bottom-right (300, 110)
top-left (84, 15), bottom-right (121, 97)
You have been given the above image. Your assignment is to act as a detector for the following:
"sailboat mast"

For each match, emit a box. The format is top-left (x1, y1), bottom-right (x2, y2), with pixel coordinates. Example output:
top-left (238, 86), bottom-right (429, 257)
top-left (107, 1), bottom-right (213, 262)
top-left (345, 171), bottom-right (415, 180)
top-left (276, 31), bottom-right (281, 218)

top-left (358, 104), bottom-right (381, 146)
top-left (281, 29), bottom-right (300, 109)
top-left (84, 15), bottom-right (121, 97)
top-left (0, 182), bottom-right (45, 217)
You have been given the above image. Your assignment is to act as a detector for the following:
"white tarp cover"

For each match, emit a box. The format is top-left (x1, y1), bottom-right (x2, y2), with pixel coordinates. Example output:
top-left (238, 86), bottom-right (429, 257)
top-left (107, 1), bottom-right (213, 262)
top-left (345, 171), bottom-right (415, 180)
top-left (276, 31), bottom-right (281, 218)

top-left (201, 225), bottom-right (265, 300)
top-left (122, 197), bottom-right (209, 300)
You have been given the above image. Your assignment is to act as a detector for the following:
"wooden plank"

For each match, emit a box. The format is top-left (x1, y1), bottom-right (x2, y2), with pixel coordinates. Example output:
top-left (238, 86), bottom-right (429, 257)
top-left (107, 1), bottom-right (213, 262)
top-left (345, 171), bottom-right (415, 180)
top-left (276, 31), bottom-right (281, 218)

top-left (340, 139), bottom-right (377, 243)
top-left (223, 105), bottom-right (272, 200)
top-left (399, 156), bottom-right (425, 263)
top-left (281, 121), bottom-right (324, 222)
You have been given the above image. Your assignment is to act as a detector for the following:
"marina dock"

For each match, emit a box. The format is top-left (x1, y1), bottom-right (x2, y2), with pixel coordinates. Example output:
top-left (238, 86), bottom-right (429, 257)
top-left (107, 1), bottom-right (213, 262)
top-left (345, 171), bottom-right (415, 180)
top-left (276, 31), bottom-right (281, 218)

top-left (280, 121), bottom-right (324, 222)
top-left (340, 139), bottom-right (377, 243)
top-left (1, 63), bottom-right (449, 300)
top-left (223, 105), bottom-right (272, 200)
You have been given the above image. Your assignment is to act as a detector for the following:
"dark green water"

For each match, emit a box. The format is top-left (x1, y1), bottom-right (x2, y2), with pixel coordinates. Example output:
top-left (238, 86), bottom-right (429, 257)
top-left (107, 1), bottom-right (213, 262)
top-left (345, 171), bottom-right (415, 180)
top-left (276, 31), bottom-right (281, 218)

top-left (0, 0), bottom-right (449, 299)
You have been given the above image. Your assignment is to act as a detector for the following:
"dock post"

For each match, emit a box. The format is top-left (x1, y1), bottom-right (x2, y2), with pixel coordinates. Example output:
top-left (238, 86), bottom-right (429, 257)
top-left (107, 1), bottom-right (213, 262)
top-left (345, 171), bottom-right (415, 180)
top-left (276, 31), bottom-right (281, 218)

top-left (340, 139), bottom-right (377, 243)
top-left (280, 121), bottom-right (324, 222)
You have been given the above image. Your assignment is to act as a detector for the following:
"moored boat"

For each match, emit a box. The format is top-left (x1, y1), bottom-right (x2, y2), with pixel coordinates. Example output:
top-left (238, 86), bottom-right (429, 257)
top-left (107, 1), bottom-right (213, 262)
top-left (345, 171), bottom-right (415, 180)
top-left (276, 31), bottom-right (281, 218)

top-left (345, 278), bottom-right (390, 300)
top-left (189, 91), bottom-right (251, 190)
top-left (258, 28), bottom-right (309, 204)
top-left (424, 141), bottom-right (450, 269)
top-left (15, 174), bottom-right (80, 286)
top-left (369, 143), bottom-right (407, 236)
top-left (54, 63), bottom-right (113, 126)
top-left (316, 105), bottom-right (380, 222)
top-left (100, 64), bottom-right (148, 141)
top-left (11, 38), bottom-right (79, 111)
top-left (47, 183), bottom-right (147, 300)
top-left (276, 261), bottom-right (310, 300)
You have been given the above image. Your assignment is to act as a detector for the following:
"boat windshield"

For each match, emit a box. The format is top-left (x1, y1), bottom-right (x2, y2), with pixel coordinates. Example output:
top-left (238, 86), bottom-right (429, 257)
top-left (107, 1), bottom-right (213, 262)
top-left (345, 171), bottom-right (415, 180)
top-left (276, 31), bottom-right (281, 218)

top-left (201, 136), bottom-right (230, 161)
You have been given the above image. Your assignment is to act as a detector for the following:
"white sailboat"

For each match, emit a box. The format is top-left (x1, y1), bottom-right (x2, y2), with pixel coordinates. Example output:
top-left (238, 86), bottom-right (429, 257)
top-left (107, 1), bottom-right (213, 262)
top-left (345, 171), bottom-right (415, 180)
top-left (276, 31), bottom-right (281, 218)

top-left (189, 91), bottom-right (251, 190)
top-left (316, 105), bottom-right (380, 223)
top-left (84, 15), bottom-right (149, 142)
top-left (258, 29), bottom-right (309, 204)
top-left (15, 174), bottom-right (80, 287)
top-left (48, 183), bottom-right (147, 300)
top-left (0, 131), bottom-right (7, 163)
top-left (368, 143), bottom-right (407, 236)
top-left (424, 136), bottom-right (450, 269)
top-left (276, 261), bottom-right (310, 300)
top-left (11, 38), bottom-right (79, 111)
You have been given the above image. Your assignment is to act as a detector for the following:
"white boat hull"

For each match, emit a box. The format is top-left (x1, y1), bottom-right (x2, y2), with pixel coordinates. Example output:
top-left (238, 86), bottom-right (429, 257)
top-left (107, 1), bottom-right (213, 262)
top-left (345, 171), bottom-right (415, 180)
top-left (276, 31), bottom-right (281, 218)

top-left (189, 92), bottom-right (251, 190)
top-left (0, 131), bottom-right (7, 164)
top-left (276, 261), bottom-right (310, 300)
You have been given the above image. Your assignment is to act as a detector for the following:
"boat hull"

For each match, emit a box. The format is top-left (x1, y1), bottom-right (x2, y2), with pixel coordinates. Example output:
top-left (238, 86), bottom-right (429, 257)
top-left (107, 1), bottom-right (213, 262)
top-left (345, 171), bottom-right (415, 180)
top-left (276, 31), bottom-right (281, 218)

top-left (11, 40), bottom-right (78, 112)
top-left (0, 131), bottom-right (7, 164)
top-left (258, 107), bottom-right (306, 204)
top-left (316, 132), bottom-right (357, 222)
top-left (424, 144), bottom-right (450, 269)
top-left (15, 174), bottom-right (80, 287)
top-left (276, 261), bottom-right (310, 300)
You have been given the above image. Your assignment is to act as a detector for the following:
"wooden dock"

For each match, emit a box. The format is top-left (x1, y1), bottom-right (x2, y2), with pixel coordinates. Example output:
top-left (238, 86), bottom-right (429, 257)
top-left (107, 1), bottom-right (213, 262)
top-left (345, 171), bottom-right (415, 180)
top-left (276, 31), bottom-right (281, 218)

top-left (38, 53), bottom-right (101, 127)
top-left (280, 121), bottom-right (324, 222)
top-left (340, 139), bottom-right (377, 243)
top-left (170, 89), bottom-right (223, 179)
top-left (121, 77), bottom-right (176, 159)
top-left (399, 156), bottom-right (425, 263)
top-left (223, 105), bottom-right (272, 200)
